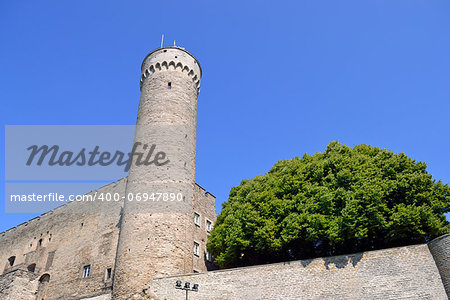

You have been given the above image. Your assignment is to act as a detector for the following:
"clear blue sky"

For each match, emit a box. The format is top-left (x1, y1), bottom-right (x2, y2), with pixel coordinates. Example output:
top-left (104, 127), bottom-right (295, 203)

top-left (1, 1), bottom-right (449, 232)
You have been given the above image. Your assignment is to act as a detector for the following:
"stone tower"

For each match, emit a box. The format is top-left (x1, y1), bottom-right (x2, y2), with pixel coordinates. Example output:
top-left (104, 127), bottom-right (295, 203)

top-left (112, 47), bottom-right (202, 299)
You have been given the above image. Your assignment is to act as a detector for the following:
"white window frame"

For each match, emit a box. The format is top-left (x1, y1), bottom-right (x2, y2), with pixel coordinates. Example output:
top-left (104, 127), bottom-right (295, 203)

top-left (193, 242), bottom-right (200, 257)
top-left (83, 265), bottom-right (91, 278)
top-left (194, 213), bottom-right (200, 227)
top-left (206, 219), bottom-right (212, 232)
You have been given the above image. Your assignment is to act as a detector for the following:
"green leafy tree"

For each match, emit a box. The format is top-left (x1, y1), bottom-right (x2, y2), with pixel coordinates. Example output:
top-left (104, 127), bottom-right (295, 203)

top-left (207, 141), bottom-right (450, 268)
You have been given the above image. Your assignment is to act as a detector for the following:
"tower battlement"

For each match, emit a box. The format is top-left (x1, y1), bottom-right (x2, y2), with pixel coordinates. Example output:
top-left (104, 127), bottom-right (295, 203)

top-left (140, 47), bottom-right (201, 92)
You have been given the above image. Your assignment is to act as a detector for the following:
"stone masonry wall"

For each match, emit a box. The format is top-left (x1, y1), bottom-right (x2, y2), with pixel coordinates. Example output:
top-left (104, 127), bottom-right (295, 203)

top-left (151, 243), bottom-right (447, 300)
top-left (0, 178), bottom-right (215, 300)
top-left (0, 269), bottom-right (38, 300)
top-left (0, 179), bottom-right (126, 300)
top-left (428, 233), bottom-right (450, 298)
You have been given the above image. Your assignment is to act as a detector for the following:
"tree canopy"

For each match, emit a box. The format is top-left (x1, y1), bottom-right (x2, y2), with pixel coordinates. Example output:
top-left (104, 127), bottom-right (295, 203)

top-left (207, 141), bottom-right (450, 268)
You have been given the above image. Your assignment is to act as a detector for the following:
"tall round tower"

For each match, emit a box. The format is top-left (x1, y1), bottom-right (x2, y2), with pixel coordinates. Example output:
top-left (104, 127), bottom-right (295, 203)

top-left (112, 47), bottom-right (202, 299)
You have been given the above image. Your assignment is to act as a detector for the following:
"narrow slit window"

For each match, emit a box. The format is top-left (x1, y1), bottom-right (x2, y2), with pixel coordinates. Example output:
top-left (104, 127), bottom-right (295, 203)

top-left (83, 265), bottom-right (91, 278)
top-left (106, 268), bottom-right (112, 280)
top-left (168, 82), bottom-right (172, 89)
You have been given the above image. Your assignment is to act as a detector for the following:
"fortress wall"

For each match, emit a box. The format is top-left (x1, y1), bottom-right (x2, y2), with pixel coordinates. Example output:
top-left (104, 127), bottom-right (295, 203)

top-left (0, 269), bottom-right (38, 300)
top-left (0, 178), bottom-right (216, 300)
top-left (428, 233), bottom-right (450, 298)
top-left (151, 243), bottom-right (447, 300)
top-left (0, 179), bottom-right (126, 300)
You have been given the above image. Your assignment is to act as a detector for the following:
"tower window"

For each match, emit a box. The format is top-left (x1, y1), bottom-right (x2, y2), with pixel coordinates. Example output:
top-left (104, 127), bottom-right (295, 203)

top-left (106, 268), bottom-right (112, 280)
top-left (194, 213), bottom-right (200, 226)
top-left (168, 82), bottom-right (172, 89)
top-left (193, 242), bottom-right (200, 257)
top-left (27, 263), bottom-right (36, 273)
top-left (206, 220), bottom-right (212, 232)
top-left (8, 256), bottom-right (15, 267)
top-left (39, 273), bottom-right (50, 283)
top-left (83, 265), bottom-right (91, 278)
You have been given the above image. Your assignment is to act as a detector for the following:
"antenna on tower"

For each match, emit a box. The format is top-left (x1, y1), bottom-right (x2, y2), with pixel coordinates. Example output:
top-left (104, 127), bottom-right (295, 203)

top-left (173, 40), bottom-right (176, 46)
top-left (160, 34), bottom-right (164, 48)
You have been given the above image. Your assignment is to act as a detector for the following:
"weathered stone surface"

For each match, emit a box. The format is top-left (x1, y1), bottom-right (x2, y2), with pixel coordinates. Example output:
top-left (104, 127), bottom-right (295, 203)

top-left (151, 244), bottom-right (448, 300)
top-left (0, 179), bottom-right (126, 300)
top-left (0, 179), bottom-right (215, 300)
top-left (0, 269), bottom-right (38, 300)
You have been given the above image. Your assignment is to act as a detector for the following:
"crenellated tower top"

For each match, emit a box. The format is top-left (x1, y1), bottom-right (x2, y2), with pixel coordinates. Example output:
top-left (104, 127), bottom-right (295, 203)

top-left (140, 46), bottom-right (202, 92)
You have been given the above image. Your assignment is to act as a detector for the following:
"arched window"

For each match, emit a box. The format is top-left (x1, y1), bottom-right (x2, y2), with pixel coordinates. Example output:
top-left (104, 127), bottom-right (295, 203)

top-left (27, 263), bottom-right (36, 273)
top-left (39, 273), bottom-right (50, 283)
top-left (37, 273), bottom-right (50, 300)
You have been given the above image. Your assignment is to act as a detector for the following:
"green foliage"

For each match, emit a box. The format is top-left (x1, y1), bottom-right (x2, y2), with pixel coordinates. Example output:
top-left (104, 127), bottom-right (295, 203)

top-left (207, 141), bottom-right (450, 268)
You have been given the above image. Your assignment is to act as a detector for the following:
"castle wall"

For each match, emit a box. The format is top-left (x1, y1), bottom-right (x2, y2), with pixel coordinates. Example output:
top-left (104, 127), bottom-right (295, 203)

top-left (151, 243), bottom-right (447, 300)
top-left (0, 179), bottom-right (126, 300)
top-left (0, 269), bottom-right (38, 300)
top-left (0, 178), bottom-right (216, 300)
top-left (428, 233), bottom-right (450, 298)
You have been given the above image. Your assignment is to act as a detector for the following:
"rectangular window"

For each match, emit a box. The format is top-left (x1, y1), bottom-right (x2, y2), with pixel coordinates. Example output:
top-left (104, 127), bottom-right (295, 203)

top-left (168, 82), bottom-right (172, 89)
top-left (106, 268), bottom-right (112, 280)
top-left (193, 242), bottom-right (200, 257)
top-left (83, 265), bottom-right (91, 278)
top-left (206, 250), bottom-right (212, 262)
top-left (194, 213), bottom-right (200, 227)
top-left (206, 220), bottom-right (212, 232)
